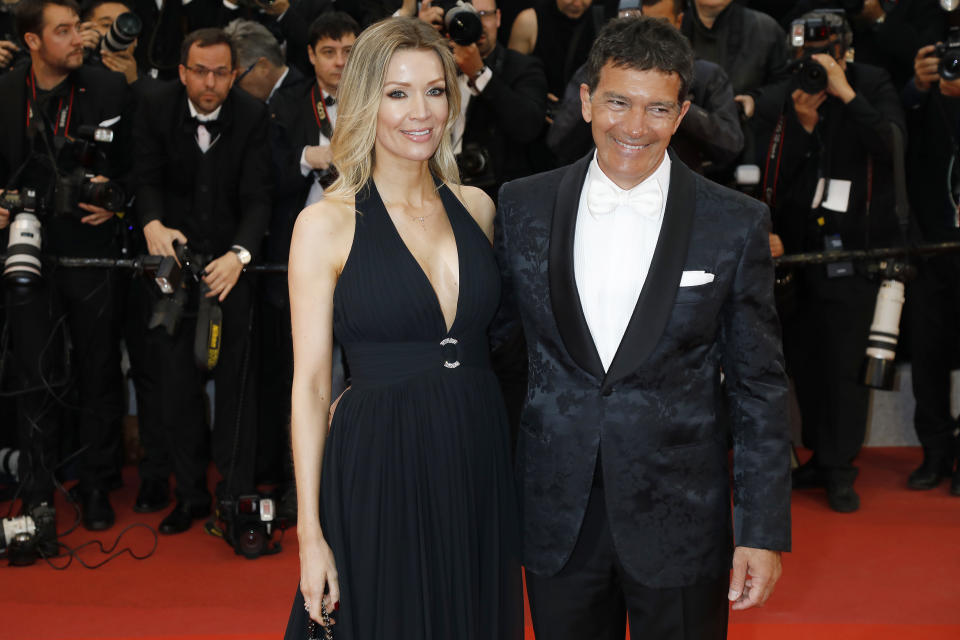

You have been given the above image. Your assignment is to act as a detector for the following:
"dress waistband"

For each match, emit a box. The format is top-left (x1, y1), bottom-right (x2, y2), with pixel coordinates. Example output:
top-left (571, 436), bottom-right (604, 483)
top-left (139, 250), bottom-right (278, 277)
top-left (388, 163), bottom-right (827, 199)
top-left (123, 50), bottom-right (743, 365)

top-left (343, 336), bottom-right (491, 388)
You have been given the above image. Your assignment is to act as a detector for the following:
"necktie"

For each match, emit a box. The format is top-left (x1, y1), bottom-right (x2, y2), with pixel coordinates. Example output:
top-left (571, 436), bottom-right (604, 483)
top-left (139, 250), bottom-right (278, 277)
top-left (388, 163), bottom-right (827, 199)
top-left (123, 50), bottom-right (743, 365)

top-left (586, 176), bottom-right (662, 219)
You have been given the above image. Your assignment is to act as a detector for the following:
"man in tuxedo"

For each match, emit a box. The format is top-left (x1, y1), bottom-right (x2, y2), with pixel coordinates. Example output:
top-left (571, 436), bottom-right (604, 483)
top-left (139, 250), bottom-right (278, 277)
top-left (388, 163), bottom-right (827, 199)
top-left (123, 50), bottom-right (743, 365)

top-left (133, 27), bottom-right (271, 534)
top-left (495, 17), bottom-right (791, 639)
top-left (0, 0), bottom-right (129, 537)
top-left (448, 0), bottom-right (547, 201)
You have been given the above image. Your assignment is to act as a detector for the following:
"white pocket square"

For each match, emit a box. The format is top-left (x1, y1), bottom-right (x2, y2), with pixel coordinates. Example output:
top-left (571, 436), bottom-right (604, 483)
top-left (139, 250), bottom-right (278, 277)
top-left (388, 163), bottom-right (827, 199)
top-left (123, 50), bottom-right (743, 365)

top-left (679, 270), bottom-right (715, 287)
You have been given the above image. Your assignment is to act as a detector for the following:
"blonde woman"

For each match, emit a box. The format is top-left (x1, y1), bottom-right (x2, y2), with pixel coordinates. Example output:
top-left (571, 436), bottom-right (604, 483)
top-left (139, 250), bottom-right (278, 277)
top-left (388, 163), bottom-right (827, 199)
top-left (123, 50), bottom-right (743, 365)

top-left (283, 17), bottom-right (522, 640)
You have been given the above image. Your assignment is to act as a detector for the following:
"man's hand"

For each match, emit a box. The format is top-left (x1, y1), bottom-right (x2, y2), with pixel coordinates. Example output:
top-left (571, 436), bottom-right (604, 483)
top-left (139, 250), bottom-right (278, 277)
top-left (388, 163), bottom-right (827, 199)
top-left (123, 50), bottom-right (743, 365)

top-left (304, 145), bottom-right (333, 171)
top-left (143, 219), bottom-right (188, 258)
top-left (734, 94), bottom-right (755, 119)
top-left (0, 40), bottom-right (19, 68)
top-left (811, 53), bottom-right (856, 103)
top-left (914, 44), bottom-right (940, 92)
top-left (101, 43), bottom-right (138, 85)
top-left (729, 547), bottom-right (782, 611)
top-left (0, 189), bottom-right (10, 230)
top-left (259, 0), bottom-right (290, 17)
top-left (792, 88), bottom-right (826, 133)
top-left (452, 42), bottom-right (484, 79)
top-left (79, 21), bottom-right (102, 51)
top-left (942, 77), bottom-right (960, 98)
top-left (202, 251), bottom-right (244, 302)
top-left (77, 175), bottom-right (117, 225)
top-left (769, 233), bottom-right (784, 258)
top-left (418, 0), bottom-right (445, 31)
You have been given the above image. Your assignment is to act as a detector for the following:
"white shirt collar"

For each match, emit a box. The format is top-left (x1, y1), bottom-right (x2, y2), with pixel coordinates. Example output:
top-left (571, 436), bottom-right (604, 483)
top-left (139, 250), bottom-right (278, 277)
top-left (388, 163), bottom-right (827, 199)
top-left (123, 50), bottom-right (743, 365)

top-left (267, 67), bottom-right (290, 103)
top-left (587, 149), bottom-right (671, 205)
top-left (187, 98), bottom-right (222, 122)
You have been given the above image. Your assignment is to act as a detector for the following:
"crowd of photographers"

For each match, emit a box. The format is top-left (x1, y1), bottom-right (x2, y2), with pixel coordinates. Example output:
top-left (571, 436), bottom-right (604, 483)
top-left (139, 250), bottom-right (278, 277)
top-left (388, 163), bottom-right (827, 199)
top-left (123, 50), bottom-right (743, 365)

top-left (0, 0), bottom-right (958, 558)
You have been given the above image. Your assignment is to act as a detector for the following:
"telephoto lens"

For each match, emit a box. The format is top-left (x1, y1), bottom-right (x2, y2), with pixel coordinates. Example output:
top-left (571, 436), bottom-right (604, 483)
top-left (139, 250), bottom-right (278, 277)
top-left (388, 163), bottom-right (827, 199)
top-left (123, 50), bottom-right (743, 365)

top-left (861, 279), bottom-right (906, 390)
top-left (103, 11), bottom-right (142, 52)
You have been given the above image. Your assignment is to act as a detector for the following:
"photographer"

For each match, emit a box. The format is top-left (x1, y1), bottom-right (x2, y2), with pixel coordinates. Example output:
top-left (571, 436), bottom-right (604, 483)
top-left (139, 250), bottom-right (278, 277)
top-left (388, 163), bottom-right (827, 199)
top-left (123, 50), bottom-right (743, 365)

top-left (902, 35), bottom-right (960, 495)
top-left (224, 18), bottom-right (305, 103)
top-left (446, 0), bottom-right (547, 200)
top-left (133, 27), bottom-right (271, 535)
top-left (753, 10), bottom-right (906, 513)
top-left (0, 0), bottom-right (130, 536)
top-left (1, 0), bottom-right (24, 74)
top-left (80, 0), bottom-right (139, 85)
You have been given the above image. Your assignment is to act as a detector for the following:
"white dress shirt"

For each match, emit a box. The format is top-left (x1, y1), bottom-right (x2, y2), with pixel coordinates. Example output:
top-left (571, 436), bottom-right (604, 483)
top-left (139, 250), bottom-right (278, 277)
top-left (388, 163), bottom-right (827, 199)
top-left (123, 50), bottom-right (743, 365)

top-left (573, 151), bottom-right (671, 372)
top-left (451, 67), bottom-right (492, 154)
top-left (187, 99), bottom-right (222, 153)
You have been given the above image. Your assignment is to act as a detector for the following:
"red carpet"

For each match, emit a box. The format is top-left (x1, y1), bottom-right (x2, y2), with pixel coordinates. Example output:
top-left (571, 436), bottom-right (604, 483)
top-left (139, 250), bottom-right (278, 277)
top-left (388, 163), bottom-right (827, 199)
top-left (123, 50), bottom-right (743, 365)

top-left (2, 447), bottom-right (959, 640)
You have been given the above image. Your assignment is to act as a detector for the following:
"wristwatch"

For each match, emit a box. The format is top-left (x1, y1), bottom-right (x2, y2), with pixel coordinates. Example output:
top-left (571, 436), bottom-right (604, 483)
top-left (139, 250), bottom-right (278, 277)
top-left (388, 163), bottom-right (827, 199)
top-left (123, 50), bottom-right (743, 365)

top-left (231, 245), bottom-right (252, 266)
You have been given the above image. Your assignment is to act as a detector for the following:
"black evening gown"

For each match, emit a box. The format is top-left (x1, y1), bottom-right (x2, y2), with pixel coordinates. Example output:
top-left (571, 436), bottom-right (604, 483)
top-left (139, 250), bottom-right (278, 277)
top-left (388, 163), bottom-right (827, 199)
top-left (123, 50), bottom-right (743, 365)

top-left (283, 179), bottom-right (523, 640)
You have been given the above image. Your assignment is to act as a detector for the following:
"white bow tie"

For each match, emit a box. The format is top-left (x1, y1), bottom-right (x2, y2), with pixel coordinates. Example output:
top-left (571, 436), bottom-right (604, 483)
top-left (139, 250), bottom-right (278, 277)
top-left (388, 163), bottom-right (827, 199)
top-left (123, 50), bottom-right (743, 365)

top-left (587, 176), bottom-right (662, 219)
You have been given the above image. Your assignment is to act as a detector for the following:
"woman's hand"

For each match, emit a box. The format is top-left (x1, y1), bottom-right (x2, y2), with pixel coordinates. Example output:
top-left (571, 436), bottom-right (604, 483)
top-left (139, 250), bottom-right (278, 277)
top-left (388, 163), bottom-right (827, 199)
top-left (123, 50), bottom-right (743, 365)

top-left (300, 534), bottom-right (340, 626)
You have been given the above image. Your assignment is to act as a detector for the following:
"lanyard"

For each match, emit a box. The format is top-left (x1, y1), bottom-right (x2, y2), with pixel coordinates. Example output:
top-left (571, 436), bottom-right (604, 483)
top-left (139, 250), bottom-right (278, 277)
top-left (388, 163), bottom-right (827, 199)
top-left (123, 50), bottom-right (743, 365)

top-left (310, 85), bottom-right (331, 131)
top-left (762, 115), bottom-right (786, 208)
top-left (26, 69), bottom-right (75, 137)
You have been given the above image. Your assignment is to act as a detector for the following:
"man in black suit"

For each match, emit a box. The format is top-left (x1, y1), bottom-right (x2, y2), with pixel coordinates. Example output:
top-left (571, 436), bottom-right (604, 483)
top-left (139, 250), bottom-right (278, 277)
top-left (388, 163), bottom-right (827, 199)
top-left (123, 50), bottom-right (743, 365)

top-left (448, 0), bottom-right (547, 201)
top-left (133, 27), bottom-right (271, 534)
top-left (752, 11), bottom-right (906, 513)
top-left (494, 17), bottom-right (790, 639)
top-left (0, 0), bottom-right (129, 537)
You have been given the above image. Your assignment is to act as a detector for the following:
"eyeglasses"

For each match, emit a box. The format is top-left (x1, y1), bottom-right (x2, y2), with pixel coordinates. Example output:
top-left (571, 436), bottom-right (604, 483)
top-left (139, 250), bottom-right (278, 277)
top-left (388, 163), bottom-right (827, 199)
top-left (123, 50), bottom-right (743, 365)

top-left (236, 59), bottom-right (259, 83)
top-left (184, 65), bottom-right (234, 80)
top-left (477, 9), bottom-right (497, 19)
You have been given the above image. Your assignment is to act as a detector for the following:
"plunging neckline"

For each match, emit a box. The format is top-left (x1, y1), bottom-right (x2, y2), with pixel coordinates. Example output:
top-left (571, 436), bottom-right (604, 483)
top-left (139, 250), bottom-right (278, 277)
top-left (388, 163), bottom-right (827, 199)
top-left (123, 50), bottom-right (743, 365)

top-left (372, 180), bottom-right (462, 336)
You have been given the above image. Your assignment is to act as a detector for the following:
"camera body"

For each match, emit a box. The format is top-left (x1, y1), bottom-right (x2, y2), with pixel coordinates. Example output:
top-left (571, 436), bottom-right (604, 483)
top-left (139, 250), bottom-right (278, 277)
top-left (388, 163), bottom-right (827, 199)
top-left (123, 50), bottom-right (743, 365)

top-left (434, 0), bottom-right (483, 45)
top-left (787, 10), bottom-right (851, 94)
top-left (935, 27), bottom-right (960, 81)
top-left (1, 515), bottom-right (38, 566)
top-left (456, 143), bottom-right (496, 189)
top-left (216, 494), bottom-right (278, 559)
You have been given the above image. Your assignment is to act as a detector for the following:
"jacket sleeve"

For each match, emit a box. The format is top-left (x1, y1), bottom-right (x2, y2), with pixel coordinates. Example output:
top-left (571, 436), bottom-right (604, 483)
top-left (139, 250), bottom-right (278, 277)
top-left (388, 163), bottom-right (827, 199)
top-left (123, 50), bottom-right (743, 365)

top-left (132, 89), bottom-right (167, 229)
top-left (233, 103), bottom-right (273, 258)
top-left (720, 201), bottom-right (792, 552)
top-left (679, 64), bottom-right (744, 166)
top-left (475, 51), bottom-right (548, 144)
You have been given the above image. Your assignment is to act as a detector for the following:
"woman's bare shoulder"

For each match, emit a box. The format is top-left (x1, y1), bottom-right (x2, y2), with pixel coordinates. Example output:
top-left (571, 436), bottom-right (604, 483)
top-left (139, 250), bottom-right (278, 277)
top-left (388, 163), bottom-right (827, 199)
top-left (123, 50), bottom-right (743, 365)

top-left (448, 184), bottom-right (495, 241)
top-left (291, 195), bottom-right (357, 271)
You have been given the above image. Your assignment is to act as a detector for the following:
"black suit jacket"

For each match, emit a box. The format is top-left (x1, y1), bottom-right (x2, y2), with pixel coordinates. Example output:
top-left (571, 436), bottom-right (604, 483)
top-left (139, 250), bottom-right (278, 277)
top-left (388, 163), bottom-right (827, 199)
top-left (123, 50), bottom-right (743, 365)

top-left (494, 152), bottom-right (792, 587)
top-left (462, 44), bottom-right (547, 195)
top-left (132, 81), bottom-right (272, 259)
top-left (0, 63), bottom-right (130, 257)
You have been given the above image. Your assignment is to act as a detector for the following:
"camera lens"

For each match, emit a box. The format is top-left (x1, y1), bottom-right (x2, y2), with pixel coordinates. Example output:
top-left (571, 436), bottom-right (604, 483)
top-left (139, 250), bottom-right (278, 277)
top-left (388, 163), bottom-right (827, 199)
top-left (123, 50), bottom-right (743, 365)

top-left (939, 51), bottom-right (960, 81)
top-left (799, 60), bottom-right (828, 94)
top-left (103, 12), bottom-right (142, 52)
top-left (239, 528), bottom-right (265, 558)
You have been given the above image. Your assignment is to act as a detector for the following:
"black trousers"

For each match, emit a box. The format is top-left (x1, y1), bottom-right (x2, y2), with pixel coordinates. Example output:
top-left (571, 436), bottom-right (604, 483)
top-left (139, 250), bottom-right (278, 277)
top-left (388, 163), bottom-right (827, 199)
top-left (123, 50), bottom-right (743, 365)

top-left (148, 275), bottom-right (258, 507)
top-left (124, 277), bottom-right (169, 485)
top-left (908, 254), bottom-right (960, 455)
top-left (525, 483), bottom-right (729, 640)
top-left (780, 268), bottom-right (878, 482)
top-left (6, 267), bottom-right (124, 504)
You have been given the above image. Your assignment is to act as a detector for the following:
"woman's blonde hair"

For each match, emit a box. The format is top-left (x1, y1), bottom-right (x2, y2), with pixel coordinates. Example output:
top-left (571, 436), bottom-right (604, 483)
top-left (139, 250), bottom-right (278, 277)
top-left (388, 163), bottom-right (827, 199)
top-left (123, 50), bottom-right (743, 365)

top-left (326, 17), bottom-right (461, 199)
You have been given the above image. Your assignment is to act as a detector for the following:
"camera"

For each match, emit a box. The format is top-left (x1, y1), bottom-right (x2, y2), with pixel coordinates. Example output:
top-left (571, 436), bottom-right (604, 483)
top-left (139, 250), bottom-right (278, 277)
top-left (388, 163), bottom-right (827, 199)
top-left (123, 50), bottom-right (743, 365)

top-left (1, 515), bottom-right (38, 566)
top-left (787, 10), bottom-right (851, 94)
top-left (935, 27), bottom-right (960, 81)
top-left (861, 260), bottom-right (913, 390)
top-left (214, 494), bottom-right (280, 559)
top-left (1, 188), bottom-right (44, 287)
top-left (53, 168), bottom-right (126, 218)
top-left (456, 143), bottom-right (496, 188)
top-left (434, 0), bottom-right (483, 46)
top-left (788, 56), bottom-right (828, 94)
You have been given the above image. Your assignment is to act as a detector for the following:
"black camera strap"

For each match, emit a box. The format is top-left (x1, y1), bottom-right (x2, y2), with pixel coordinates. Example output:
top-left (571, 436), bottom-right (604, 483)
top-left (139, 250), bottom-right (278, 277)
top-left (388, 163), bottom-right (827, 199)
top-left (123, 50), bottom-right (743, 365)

top-left (762, 114), bottom-right (787, 208)
top-left (310, 84), bottom-right (334, 141)
top-left (933, 90), bottom-right (960, 227)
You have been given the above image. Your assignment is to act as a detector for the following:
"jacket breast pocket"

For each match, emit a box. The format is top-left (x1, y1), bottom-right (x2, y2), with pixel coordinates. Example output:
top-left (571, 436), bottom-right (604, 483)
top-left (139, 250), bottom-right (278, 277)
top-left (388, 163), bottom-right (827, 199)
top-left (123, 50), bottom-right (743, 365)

top-left (673, 282), bottom-right (716, 306)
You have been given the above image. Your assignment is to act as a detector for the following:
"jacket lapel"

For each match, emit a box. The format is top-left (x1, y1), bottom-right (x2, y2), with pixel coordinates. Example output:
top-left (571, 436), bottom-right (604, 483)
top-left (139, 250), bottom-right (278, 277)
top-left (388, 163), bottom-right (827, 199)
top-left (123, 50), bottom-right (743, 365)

top-left (548, 152), bottom-right (605, 380)
top-left (603, 151), bottom-right (697, 391)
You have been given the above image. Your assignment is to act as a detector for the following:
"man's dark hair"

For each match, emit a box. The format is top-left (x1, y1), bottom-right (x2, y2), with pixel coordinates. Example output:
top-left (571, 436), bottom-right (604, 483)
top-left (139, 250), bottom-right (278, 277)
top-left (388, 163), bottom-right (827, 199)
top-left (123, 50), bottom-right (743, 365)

top-left (180, 27), bottom-right (236, 67)
top-left (642, 0), bottom-right (683, 17)
top-left (80, 0), bottom-right (134, 21)
top-left (16, 0), bottom-right (81, 47)
top-left (307, 11), bottom-right (360, 49)
top-left (585, 16), bottom-right (694, 102)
